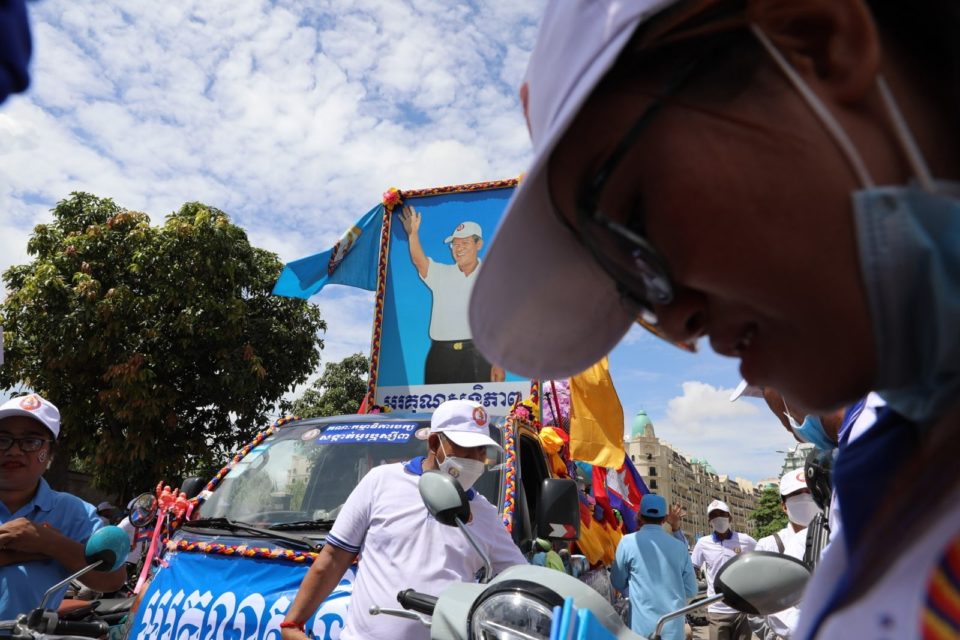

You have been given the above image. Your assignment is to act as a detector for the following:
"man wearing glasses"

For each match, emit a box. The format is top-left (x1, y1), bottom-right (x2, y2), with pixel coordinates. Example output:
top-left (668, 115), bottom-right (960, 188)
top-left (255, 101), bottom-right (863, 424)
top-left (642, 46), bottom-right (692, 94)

top-left (0, 394), bottom-right (125, 618)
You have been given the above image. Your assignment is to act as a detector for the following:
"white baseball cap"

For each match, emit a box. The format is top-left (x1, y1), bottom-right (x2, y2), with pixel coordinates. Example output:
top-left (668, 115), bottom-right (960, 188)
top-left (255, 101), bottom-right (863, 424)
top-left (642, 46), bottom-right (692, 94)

top-left (779, 468), bottom-right (809, 497)
top-left (444, 221), bottom-right (483, 244)
top-left (430, 399), bottom-right (502, 450)
top-left (0, 393), bottom-right (61, 439)
top-left (729, 379), bottom-right (764, 402)
top-left (469, 0), bottom-right (684, 379)
top-left (707, 499), bottom-right (731, 515)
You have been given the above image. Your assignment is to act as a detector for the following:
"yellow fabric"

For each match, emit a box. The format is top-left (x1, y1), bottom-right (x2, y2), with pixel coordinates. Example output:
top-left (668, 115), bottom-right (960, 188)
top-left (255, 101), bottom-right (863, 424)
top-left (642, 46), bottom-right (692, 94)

top-left (538, 427), bottom-right (569, 477)
top-left (569, 356), bottom-right (626, 469)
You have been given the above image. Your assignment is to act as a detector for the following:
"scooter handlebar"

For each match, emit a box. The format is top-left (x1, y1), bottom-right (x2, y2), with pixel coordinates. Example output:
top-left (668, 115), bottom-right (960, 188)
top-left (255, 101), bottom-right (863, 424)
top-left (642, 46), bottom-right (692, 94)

top-left (397, 589), bottom-right (438, 616)
top-left (53, 619), bottom-right (109, 638)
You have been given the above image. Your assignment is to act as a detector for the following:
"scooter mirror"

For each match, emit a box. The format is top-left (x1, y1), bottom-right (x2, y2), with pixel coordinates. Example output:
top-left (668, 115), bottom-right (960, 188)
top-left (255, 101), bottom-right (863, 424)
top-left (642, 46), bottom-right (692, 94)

top-left (714, 551), bottom-right (810, 615)
top-left (418, 470), bottom-right (470, 527)
top-left (129, 492), bottom-right (158, 528)
top-left (84, 525), bottom-right (130, 572)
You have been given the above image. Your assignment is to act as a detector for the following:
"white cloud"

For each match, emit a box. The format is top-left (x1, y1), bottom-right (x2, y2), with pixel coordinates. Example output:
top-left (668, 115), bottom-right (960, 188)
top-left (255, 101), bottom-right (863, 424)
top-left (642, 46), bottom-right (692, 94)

top-left (653, 381), bottom-right (798, 482)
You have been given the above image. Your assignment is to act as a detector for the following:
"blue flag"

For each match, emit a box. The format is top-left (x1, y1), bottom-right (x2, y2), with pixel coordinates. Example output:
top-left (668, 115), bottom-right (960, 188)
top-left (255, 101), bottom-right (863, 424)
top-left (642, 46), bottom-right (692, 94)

top-left (273, 204), bottom-right (384, 299)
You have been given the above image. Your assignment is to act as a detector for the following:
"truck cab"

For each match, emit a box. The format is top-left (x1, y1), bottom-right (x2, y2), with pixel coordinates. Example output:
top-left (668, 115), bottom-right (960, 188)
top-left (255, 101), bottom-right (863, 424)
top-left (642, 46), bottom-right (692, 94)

top-left (128, 412), bottom-right (560, 640)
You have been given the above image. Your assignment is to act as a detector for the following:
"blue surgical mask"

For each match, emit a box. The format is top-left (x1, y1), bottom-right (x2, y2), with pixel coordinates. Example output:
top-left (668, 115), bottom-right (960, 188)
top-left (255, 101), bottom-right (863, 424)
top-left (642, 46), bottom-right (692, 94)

top-left (786, 411), bottom-right (837, 452)
top-left (753, 26), bottom-right (960, 425)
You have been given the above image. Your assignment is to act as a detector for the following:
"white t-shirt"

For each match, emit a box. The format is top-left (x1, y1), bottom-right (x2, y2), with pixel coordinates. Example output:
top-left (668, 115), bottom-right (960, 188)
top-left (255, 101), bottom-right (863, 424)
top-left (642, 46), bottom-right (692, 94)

top-left (117, 516), bottom-right (143, 564)
top-left (421, 258), bottom-right (480, 341)
top-left (326, 460), bottom-right (525, 640)
top-left (753, 526), bottom-right (808, 638)
top-left (755, 525), bottom-right (799, 554)
top-left (795, 485), bottom-right (960, 639)
top-left (691, 531), bottom-right (758, 614)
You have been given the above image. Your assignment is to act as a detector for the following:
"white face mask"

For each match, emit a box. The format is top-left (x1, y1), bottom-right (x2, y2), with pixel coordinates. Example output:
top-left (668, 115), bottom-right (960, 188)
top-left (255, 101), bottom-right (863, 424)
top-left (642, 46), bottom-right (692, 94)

top-left (710, 517), bottom-right (730, 534)
top-left (438, 440), bottom-right (485, 491)
top-left (785, 493), bottom-right (820, 527)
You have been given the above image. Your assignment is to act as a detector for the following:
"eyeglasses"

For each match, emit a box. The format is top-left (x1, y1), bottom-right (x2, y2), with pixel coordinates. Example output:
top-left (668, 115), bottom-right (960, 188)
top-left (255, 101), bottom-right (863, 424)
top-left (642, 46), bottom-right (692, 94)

top-left (571, 33), bottom-right (737, 330)
top-left (0, 435), bottom-right (52, 452)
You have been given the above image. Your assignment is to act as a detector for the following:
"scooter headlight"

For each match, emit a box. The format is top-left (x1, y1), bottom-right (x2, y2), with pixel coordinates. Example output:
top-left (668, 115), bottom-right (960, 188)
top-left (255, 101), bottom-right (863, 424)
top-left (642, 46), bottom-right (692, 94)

top-left (469, 581), bottom-right (562, 640)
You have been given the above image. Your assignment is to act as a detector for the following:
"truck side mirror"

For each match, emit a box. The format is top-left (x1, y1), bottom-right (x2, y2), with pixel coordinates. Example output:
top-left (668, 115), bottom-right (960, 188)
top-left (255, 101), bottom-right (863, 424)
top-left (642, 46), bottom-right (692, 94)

top-left (179, 476), bottom-right (206, 499)
top-left (536, 478), bottom-right (580, 541)
top-left (128, 492), bottom-right (158, 528)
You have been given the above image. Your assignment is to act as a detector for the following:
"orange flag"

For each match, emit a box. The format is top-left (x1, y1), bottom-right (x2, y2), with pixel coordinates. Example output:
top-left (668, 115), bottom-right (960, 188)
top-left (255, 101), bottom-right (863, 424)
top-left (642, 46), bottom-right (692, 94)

top-left (569, 356), bottom-right (625, 469)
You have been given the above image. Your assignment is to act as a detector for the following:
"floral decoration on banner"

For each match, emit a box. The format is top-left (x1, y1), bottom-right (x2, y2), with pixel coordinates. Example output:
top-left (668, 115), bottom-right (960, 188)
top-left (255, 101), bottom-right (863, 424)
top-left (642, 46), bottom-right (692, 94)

top-left (501, 422), bottom-right (518, 533)
top-left (382, 187), bottom-right (402, 211)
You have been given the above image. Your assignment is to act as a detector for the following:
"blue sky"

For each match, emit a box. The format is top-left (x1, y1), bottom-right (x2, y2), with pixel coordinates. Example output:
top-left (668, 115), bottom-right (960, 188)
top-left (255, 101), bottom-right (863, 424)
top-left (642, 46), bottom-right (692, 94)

top-left (0, 0), bottom-right (796, 481)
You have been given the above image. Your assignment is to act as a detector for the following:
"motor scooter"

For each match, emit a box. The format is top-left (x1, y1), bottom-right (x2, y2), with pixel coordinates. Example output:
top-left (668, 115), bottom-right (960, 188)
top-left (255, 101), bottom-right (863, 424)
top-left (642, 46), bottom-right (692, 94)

top-left (0, 525), bottom-right (130, 640)
top-left (371, 471), bottom-right (811, 640)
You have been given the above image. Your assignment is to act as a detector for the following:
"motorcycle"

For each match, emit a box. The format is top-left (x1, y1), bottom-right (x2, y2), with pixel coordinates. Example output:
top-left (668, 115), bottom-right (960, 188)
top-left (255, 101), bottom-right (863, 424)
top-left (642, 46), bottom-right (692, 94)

top-left (371, 471), bottom-right (811, 640)
top-left (0, 525), bottom-right (130, 640)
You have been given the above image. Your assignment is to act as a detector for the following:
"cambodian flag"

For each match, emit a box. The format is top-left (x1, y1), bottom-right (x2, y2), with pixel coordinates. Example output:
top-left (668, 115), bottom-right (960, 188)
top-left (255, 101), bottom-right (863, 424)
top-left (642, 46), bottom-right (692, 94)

top-left (273, 204), bottom-right (383, 298)
top-left (594, 457), bottom-right (649, 533)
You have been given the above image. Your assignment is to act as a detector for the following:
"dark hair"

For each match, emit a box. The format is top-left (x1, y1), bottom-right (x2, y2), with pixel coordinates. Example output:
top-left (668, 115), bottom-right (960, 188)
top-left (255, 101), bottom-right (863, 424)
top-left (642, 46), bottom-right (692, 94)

top-left (641, 514), bottom-right (666, 525)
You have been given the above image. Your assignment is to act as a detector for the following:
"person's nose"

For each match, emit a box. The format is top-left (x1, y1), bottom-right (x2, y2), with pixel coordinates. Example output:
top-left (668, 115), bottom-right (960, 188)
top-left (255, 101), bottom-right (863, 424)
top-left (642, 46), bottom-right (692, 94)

top-left (652, 287), bottom-right (708, 346)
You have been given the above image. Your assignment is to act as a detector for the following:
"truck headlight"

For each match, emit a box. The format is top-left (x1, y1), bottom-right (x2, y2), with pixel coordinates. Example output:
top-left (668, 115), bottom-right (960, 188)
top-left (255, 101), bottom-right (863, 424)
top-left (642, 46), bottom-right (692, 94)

top-left (469, 581), bottom-right (562, 640)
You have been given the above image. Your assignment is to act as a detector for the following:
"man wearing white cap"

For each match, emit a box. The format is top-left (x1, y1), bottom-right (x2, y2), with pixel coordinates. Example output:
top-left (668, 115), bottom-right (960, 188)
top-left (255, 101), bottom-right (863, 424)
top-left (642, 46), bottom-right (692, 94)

top-left (749, 470), bottom-right (819, 639)
top-left (0, 394), bottom-right (125, 618)
top-left (691, 499), bottom-right (757, 640)
top-left (282, 400), bottom-right (524, 640)
top-left (399, 205), bottom-right (504, 384)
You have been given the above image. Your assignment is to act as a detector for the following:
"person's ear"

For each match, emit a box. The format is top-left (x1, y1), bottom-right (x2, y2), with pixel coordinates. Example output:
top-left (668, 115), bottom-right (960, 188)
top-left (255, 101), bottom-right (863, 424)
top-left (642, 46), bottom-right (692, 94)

top-left (428, 433), bottom-right (441, 455)
top-left (476, 238), bottom-right (484, 251)
top-left (748, 0), bottom-right (880, 103)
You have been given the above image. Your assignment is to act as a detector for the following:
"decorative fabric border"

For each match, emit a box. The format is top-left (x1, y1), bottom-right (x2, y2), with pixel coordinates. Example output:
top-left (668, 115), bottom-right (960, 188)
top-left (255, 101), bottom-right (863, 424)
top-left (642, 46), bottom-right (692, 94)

top-left (501, 419), bottom-right (518, 533)
top-left (364, 178), bottom-right (520, 408)
top-left (166, 538), bottom-right (320, 564)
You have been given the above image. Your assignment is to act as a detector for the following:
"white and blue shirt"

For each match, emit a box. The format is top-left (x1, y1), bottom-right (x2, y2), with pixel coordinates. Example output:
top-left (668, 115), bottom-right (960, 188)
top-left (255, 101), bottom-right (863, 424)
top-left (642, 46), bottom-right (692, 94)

top-left (326, 457), bottom-right (525, 640)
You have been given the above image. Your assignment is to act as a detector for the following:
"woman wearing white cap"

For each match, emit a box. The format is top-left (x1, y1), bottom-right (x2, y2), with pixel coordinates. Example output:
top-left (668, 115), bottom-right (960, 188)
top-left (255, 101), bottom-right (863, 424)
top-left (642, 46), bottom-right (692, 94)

top-left (0, 394), bottom-right (126, 618)
top-left (469, 1), bottom-right (960, 637)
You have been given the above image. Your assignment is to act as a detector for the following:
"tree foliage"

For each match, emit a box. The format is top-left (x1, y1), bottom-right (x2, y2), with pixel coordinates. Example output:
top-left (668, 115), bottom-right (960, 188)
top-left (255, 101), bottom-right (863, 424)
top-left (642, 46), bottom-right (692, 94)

top-left (750, 484), bottom-right (789, 539)
top-left (0, 193), bottom-right (326, 498)
top-left (289, 353), bottom-right (369, 418)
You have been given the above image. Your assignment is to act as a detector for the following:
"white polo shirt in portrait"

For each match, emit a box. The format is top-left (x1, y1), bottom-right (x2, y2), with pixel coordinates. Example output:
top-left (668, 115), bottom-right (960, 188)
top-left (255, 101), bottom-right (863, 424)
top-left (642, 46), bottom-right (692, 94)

top-left (421, 258), bottom-right (480, 341)
top-left (691, 531), bottom-right (758, 614)
top-left (326, 458), bottom-right (525, 640)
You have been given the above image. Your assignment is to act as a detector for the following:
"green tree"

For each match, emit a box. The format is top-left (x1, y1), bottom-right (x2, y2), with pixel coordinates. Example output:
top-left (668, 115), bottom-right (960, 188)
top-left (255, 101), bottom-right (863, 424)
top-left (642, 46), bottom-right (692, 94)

top-left (0, 193), bottom-right (326, 498)
top-left (289, 353), bottom-right (369, 418)
top-left (751, 484), bottom-right (789, 539)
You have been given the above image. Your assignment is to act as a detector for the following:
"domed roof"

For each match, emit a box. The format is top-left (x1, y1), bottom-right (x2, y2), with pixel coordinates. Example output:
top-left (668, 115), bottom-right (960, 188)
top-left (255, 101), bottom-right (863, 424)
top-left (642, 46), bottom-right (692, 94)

top-left (631, 410), bottom-right (655, 439)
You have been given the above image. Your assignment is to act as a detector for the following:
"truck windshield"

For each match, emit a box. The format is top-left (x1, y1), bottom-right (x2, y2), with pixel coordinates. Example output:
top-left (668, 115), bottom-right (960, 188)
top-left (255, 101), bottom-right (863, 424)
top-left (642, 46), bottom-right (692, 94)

top-left (198, 418), bottom-right (505, 529)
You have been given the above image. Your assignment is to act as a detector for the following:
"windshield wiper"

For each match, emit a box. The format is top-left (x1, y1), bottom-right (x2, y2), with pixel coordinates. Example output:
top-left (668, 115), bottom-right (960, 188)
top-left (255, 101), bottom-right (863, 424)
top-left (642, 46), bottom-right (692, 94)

top-left (268, 519), bottom-right (337, 531)
top-left (184, 517), bottom-right (318, 551)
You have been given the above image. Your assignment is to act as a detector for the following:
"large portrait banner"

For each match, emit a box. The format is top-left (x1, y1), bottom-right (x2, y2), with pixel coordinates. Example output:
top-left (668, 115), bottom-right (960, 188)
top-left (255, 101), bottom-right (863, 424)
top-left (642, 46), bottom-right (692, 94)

top-left (373, 183), bottom-right (528, 415)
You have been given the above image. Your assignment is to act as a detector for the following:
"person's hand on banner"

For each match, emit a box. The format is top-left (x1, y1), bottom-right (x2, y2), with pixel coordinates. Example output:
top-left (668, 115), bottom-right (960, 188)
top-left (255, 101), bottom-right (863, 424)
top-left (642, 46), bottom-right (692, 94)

top-left (400, 205), bottom-right (421, 236)
top-left (490, 365), bottom-right (505, 382)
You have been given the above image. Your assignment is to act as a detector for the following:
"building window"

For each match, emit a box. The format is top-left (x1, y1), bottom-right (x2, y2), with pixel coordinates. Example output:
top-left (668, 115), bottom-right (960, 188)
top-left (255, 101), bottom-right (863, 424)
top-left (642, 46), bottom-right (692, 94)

top-left (649, 466), bottom-right (658, 476)
top-left (650, 479), bottom-right (659, 490)
top-left (631, 454), bottom-right (636, 462)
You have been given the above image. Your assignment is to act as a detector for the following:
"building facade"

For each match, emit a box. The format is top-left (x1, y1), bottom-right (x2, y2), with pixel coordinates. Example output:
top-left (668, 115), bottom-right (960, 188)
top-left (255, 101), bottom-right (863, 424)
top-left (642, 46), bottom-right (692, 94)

top-left (625, 411), bottom-right (760, 544)
top-left (780, 442), bottom-right (815, 476)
